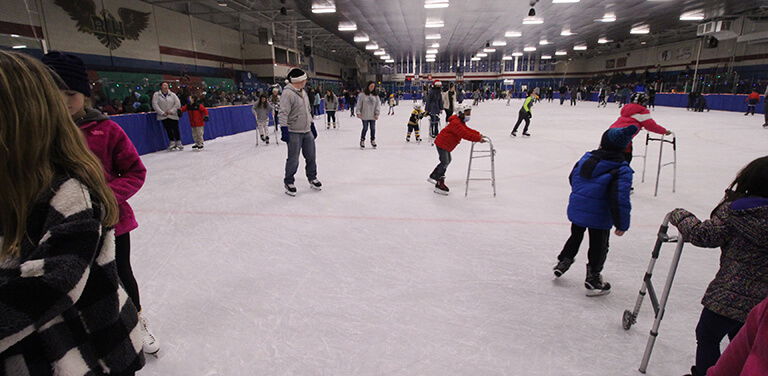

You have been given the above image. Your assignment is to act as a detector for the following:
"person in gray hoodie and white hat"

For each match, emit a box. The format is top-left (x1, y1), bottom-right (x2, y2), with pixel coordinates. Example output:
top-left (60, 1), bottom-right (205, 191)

top-left (152, 82), bottom-right (183, 151)
top-left (279, 68), bottom-right (321, 196)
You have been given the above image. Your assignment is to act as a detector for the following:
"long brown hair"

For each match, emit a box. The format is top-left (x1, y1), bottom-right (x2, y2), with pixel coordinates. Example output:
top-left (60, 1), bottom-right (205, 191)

top-left (0, 51), bottom-right (118, 259)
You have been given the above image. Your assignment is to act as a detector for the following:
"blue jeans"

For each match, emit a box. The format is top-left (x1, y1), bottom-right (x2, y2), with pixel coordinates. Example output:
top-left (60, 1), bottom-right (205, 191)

top-left (361, 120), bottom-right (376, 140)
top-left (693, 308), bottom-right (743, 375)
top-left (429, 146), bottom-right (452, 180)
top-left (284, 132), bottom-right (317, 185)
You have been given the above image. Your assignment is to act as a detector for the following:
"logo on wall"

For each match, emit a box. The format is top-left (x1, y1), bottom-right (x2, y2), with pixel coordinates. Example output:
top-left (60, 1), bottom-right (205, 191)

top-left (55, 0), bottom-right (149, 50)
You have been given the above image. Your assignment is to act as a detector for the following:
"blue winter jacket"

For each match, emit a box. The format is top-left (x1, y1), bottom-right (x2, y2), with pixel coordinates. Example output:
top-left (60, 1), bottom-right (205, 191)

top-left (567, 150), bottom-right (633, 231)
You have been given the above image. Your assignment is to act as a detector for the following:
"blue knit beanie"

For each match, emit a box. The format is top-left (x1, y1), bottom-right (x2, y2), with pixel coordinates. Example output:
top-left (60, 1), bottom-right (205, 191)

top-left (42, 51), bottom-right (91, 97)
top-left (601, 125), bottom-right (639, 151)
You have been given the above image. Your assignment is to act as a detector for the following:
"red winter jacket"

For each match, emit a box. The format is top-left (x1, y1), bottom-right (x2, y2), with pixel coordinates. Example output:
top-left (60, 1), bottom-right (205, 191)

top-left (609, 103), bottom-right (668, 152)
top-left (435, 115), bottom-right (482, 152)
top-left (708, 297), bottom-right (768, 376)
top-left (180, 103), bottom-right (209, 127)
top-left (77, 110), bottom-right (146, 236)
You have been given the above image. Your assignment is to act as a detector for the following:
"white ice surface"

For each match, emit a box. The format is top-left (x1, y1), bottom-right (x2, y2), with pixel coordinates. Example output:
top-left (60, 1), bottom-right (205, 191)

top-left (131, 99), bottom-right (767, 376)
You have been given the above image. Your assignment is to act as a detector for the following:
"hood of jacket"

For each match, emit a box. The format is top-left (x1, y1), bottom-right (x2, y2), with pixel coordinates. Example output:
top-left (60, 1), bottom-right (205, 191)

top-left (76, 108), bottom-right (109, 129)
top-left (579, 149), bottom-right (627, 179)
top-left (729, 198), bottom-right (768, 248)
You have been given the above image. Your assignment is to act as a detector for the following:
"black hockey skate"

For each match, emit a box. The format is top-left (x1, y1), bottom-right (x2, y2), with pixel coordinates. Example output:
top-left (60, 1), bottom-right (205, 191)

top-left (434, 179), bottom-right (449, 195)
top-left (585, 266), bottom-right (611, 297)
top-left (522, 132), bottom-right (531, 137)
top-left (371, 139), bottom-right (377, 149)
top-left (309, 179), bottom-right (322, 191)
top-left (511, 131), bottom-right (517, 137)
top-left (360, 139), bottom-right (365, 149)
top-left (284, 183), bottom-right (297, 196)
top-left (553, 257), bottom-right (574, 278)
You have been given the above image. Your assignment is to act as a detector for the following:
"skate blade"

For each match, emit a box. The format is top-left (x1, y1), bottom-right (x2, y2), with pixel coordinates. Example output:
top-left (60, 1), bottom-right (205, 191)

top-left (585, 289), bottom-right (611, 297)
top-left (285, 190), bottom-right (297, 197)
top-left (433, 188), bottom-right (449, 195)
top-left (310, 186), bottom-right (322, 191)
top-left (427, 178), bottom-right (437, 184)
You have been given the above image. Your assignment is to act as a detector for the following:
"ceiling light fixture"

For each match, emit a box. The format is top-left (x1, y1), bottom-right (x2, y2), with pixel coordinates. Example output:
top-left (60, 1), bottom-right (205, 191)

top-left (541, 55), bottom-right (552, 59)
top-left (424, 0), bottom-right (449, 9)
top-left (523, 16), bottom-right (544, 24)
top-left (483, 48), bottom-right (496, 52)
top-left (596, 12), bottom-right (616, 22)
top-left (426, 48), bottom-right (438, 54)
top-left (598, 37), bottom-right (612, 44)
top-left (217, 0), bottom-right (228, 6)
top-left (374, 50), bottom-right (386, 55)
top-left (512, 51), bottom-right (524, 56)
top-left (680, 10), bottom-right (704, 21)
top-left (561, 29), bottom-right (574, 36)
top-left (311, 0), bottom-right (336, 13)
top-left (502, 56), bottom-right (513, 60)
top-left (573, 44), bottom-right (587, 50)
top-left (505, 31), bottom-right (522, 37)
top-left (426, 33), bottom-right (441, 40)
top-left (430, 43), bottom-right (440, 48)
top-left (492, 40), bottom-right (507, 46)
top-left (381, 55), bottom-right (391, 60)
top-left (426, 58), bottom-right (436, 62)
top-left (477, 52), bottom-right (488, 57)
top-left (523, 46), bottom-right (537, 51)
top-left (365, 43), bottom-right (379, 50)
top-left (630, 24), bottom-right (650, 34)
top-left (539, 40), bottom-right (550, 45)
top-left (470, 57), bottom-right (481, 61)
top-left (10, 34), bottom-right (20, 38)
top-left (425, 19), bottom-right (444, 28)
top-left (338, 22), bottom-right (357, 31)
top-left (426, 54), bottom-right (436, 59)
top-left (12, 45), bottom-right (26, 49)
top-left (354, 34), bottom-right (370, 42)
top-left (553, 0), bottom-right (579, 3)
top-left (555, 50), bottom-right (567, 55)
top-left (385, 59), bottom-right (395, 63)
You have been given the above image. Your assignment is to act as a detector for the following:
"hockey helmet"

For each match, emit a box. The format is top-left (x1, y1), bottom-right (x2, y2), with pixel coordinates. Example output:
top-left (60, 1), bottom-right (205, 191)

top-left (630, 92), bottom-right (648, 105)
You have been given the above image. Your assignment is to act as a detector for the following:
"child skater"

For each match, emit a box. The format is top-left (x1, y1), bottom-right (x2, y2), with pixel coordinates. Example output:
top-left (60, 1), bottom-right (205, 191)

top-left (610, 92), bottom-right (672, 164)
top-left (553, 125), bottom-right (637, 297)
top-left (180, 94), bottom-right (209, 150)
top-left (707, 295), bottom-right (768, 376)
top-left (428, 104), bottom-right (485, 195)
top-left (252, 94), bottom-right (273, 145)
top-left (745, 91), bottom-right (760, 116)
top-left (42, 51), bottom-right (159, 355)
top-left (668, 156), bottom-right (768, 376)
top-left (511, 92), bottom-right (539, 137)
top-left (388, 93), bottom-right (396, 115)
top-left (406, 104), bottom-right (426, 142)
top-left (2, 50), bottom-right (146, 374)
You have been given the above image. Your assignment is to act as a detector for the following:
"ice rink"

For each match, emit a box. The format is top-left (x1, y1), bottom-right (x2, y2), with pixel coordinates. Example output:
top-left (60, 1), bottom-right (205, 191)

top-left (131, 99), bottom-right (767, 375)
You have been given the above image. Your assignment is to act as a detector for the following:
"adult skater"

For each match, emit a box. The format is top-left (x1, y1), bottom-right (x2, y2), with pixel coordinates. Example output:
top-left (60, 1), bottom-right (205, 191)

top-left (279, 68), bottom-right (321, 196)
top-left (559, 84), bottom-right (568, 105)
top-left (0, 50), bottom-right (145, 375)
top-left (570, 86), bottom-right (578, 106)
top-left (325, 90), bottom-right (338, 129)
top-left (671, 156), bottom-right (768, 376)
top-left (152, 81), bottom-right (182, 150)
top-left (356, 81), bottom-right (381, 149)
top-left (442, 83), bottom-right (457, 122)
top-left (552, 125), bottom-right (637, 296)
top-left (610, 92), bottom-right (671, 164)
top-left (425, 81), bottom-right (444, 143)
top-left (597, 86), bottom-right (608, 108)
top-left (511, 92), bottom-right (539, 137)
top-left (428, 103), bottom-right (485, 195)
top-left (647, 84), bottom-right (657, 110)
top-left (764, 85), bottom-right (768, 127)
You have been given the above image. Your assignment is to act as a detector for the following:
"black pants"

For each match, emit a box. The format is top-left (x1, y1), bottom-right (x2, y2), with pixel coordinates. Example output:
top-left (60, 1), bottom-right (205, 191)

top-left (764, 101), bottom-right (768, 124)
top-left (512, 109), bottom-right (531, 134)
top-left (430, 146), bottom-right (451, 180)
top-left (444, 109), bottom-right (453, 123)
top-left (161, 119), bottom-right (181, 142)
top-left (746, 104), bottom-right (756, 115)
top-left (693, 308), bottom-right (743, 375)
top-left (570, 97), bottom-right (577, 106)
top-left (624, 151), bottom-right (633, 164)
top-left (560, 97), bottom-right (566, 105)
top-left (273, 110), bottom-right (280, 126)
top-left (648, 97), bottom-right (655, 108)
top-left (557, 224), bottom-right (610, 273)
top-left (116, 233), bottom-right (141, 312)
top-left (326, 111), bottom-right (336, 123)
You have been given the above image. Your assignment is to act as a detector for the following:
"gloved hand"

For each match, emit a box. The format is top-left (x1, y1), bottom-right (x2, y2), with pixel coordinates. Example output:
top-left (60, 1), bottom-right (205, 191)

top-left (669, 208), bottom-right (693, 226)
top-left (280, 126), bottom-right (289, 143)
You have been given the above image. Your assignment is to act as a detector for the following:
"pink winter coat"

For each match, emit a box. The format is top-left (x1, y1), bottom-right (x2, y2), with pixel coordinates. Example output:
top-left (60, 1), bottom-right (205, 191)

top-left (708, 297), bottom-right (768, 376)
top-left (77, 109), bottom-right (147, 236)
top-left (609, 103), bottom-right (668, 152)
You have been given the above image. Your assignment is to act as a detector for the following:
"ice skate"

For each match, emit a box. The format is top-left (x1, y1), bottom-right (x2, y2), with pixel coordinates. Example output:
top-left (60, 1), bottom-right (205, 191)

top-left (139, 314), bottom-right (160, 356)
top-left (434, 179), bottom-right (449, 195)
top-left (416, 136), bottom-right (422, 142)
top-left (522, 132), bottom-right (531, 137)
top-left (406, 135), bottom-right (411, 142)
top-left (511, 131), bottom-right (517, 137)
top-left (192, 144), bottom-right (199, 150)
top-left (175, 140), bottom-right (184, 151)
top-left (585, 266), bottom-right (611, 297)
top-left (167, 141), bottom-right (176, 151)
top-left (371, 139), bottom-right (377, 149)
top-left (265, 136), bottom-right (270, 145)
top-left (309, 179), bottom-right (322, 191)
top-left (284, 183), bottom-right (297, 196)
top-left (360, 139), bottom-right (365, 149)
top-left (197, 143), bottom-right (204, 150)
top-left (553, 257), bottom-right (574, 278)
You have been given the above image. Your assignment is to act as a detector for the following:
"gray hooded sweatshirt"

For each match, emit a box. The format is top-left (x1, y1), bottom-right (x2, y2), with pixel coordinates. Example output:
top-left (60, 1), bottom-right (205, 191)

top-left (279, 85), bottom-right (313, 133)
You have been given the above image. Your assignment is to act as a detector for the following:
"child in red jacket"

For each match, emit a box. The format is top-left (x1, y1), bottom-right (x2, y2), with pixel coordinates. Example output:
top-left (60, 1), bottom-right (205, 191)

top-left (609, 92), bottom-right (672, 163)
top-left (745, 91), bottom-right (760, 116)
top-left (181, 95), bottom-right (209, 150)
top-left (428, 103), bottom-right (485, 195)
top-left (707, 296), bottom-right (768, 376)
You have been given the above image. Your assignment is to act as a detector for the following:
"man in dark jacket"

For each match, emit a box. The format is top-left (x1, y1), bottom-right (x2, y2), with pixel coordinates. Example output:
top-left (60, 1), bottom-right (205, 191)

top-left (559, 85), bottom-right (568, 105)
top-left (425, 81), bottom-right (444, 143)
top-left (552, 125), bottom-right (637, 297)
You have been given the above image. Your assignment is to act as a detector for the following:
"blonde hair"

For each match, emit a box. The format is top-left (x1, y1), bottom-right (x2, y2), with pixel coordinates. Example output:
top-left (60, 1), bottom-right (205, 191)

top-left (0, 51), bottom-right (118, 259)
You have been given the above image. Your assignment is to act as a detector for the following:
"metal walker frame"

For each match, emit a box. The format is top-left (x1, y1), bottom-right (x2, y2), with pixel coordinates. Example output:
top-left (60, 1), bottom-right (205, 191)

top-left (622, 212), bottom-right (686, 374)
top-left (465, 137), bottom-right (496, 197)
top-left (636, 131), bottom-right (677, 197)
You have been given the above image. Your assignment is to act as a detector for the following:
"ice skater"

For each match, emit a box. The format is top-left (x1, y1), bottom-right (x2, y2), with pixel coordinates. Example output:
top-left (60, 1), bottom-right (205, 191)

top-left (669, 156), bottom-right (768, 376)
top-left (387, 93), bottom-right (396, 115)
top-left (406, 104), bottom-right (426, 142)
top-left (511, 92), bottom-right (538, 137)
top-left (597, 86), bottom-right (608, 108)
top-left (152, 81), bottom-right (183, 151)
top-left (745, 91), bottom-right (760, 116)
top-left (553, 125), bottom-right (637, 297)
top-left (428, 104), bottom-right (485, 195)
top-left (180, 94), bottom-right (209, 150)
top-left (426, 81), bottom-right (444, 144)
top-left (610, 92), bottom-right (671, 164)
top-left (325, 90), bottom-right (338, 128)
top-left (356, 81), bottom-right (381, 148)
top-left (279, 68), bottom-right (321, 196)
top-left (252, 94), bottom-right (273, 145)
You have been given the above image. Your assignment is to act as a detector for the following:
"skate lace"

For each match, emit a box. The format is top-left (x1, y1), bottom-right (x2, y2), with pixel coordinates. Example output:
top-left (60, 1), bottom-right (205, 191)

top-left (140, 316), bottom-right (157, 344)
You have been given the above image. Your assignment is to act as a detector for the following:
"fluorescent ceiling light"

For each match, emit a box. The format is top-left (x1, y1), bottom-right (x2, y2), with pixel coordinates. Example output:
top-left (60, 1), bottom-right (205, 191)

top-left (10, 34), bottom-right (20, 38)
top-left (523, 16), bottom-right (544, 25)
top-left (680, 10), bottom-right (704, 21)
top-left (492, 40), bottom-right (507, 46)
top-left (426, 34), bottom-right (441, 40)
top-left (385, 59), bottom-right (394, 63)
top-left (561, 29), bottom-right (574, 36)
top-left (555, 50), bottom-right (567, 55)
top-left (596, 12), bottom-right (616, 22)
top-left (553, 0), bottom-right (579, 2)
top-left (381, 55), bottom-right (391, 60)
top-left (630, 25), bottom-right (650, 34)
top-left (426, 48), bottom-right (438, 54)
top-left (311, 1), bottom-right (336, 13)
top-left (502, 56), bottom-right (513, 60)
top-left (426, 58), bottom-right (436, 62)
top-left (598, 37), bottom-right (612, 44)
top-left (425, 19), bottom-right (444, 28)
top-left (539, 40), bottom-right (550, 45)
top-left (424, 0), bottom-right (449, 9)
top-left (523, 46), bottom-right (537, 51)
top-left (374, 50), bottom-right (386, 55)
top-left (476, 52), bottom-right (488, 57)
top-left (483, 48), bottom-right (496, 52)
top-left (505, 31), bottom-right (522, 37)
top-left (12, 45), bottom-right (26, 49)
top-left (573, 45), bottom-right (587, 50)
top-left (512, 52), bottom-right (524, 56)
top-left (541, 55), bottom-right (552, 59)
top-left (470, 57), bottom-right (481, 61)
top-left (354, 34), bottom-right (370, 42)
top-left (338, 22), bottom-right (357, 31)
top-left (426, 54), bottom-right (436, 59)
top-left (430, 43), bottom-right (440, 48)
top-left (365, 43), bottom-right (379, 50)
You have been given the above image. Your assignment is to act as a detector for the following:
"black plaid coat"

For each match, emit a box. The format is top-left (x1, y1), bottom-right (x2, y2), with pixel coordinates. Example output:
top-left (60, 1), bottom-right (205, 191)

top-left (0, 176), bottom-right (145, 375)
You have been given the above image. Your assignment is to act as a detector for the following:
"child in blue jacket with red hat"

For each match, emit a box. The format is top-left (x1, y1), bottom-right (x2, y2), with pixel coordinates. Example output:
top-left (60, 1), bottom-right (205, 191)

top-left (553, 125), bottom-right (637, 296)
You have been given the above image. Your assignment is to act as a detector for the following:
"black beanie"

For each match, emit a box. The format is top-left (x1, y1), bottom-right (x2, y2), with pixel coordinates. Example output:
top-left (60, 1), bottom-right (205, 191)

top-left (42, 51), bottom-right (91, 97)
top-left (286, 68), bottom-right (307, 83)
top-left (601, 125), bottom-right (639, 151)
